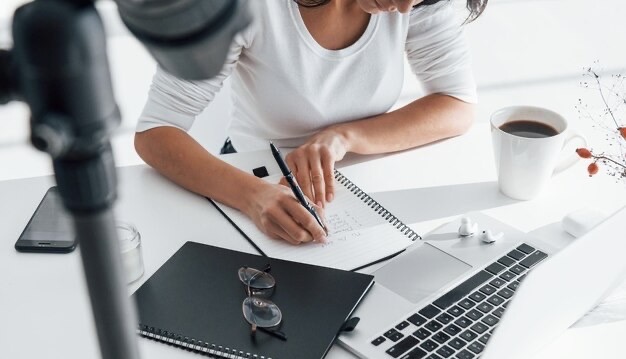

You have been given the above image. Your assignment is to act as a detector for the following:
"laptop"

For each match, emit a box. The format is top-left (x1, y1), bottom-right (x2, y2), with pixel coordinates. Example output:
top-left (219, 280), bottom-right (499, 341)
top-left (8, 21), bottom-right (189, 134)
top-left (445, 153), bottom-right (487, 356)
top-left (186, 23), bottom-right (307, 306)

top-left (339, 208), bottom-right (626, 359)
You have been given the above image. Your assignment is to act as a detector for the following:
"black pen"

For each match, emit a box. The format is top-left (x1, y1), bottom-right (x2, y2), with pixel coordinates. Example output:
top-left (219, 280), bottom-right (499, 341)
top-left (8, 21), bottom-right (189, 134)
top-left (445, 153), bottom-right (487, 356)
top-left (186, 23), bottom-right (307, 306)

top-left (270, 142), bottom-right (328, 236)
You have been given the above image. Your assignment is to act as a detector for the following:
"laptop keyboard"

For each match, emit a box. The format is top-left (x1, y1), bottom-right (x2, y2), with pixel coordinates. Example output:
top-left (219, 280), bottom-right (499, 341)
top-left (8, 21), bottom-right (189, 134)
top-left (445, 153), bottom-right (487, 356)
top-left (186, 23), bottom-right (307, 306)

top-left (371, 243), bottom-right (548, 359)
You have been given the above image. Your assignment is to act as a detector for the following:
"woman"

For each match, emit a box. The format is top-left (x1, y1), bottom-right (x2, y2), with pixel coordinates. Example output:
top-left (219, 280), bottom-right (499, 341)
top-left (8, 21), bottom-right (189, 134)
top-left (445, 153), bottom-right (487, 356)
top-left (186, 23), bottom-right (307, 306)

top-left (135, 0), bottom-right (487, 245)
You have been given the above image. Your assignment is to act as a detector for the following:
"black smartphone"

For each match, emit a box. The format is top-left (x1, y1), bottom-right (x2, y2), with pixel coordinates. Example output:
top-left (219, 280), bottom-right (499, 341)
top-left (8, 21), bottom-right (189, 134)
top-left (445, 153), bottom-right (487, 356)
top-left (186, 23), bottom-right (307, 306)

top-left (15, 186), bottom-right (77, 253)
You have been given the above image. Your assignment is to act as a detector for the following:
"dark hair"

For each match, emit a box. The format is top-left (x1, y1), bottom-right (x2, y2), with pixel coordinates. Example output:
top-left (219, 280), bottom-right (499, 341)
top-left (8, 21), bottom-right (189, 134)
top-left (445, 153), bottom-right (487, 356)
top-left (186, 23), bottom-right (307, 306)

top-left (461, 0), bottom-right (488, 23)
top-left (293, 0), bottom-right (488, 23)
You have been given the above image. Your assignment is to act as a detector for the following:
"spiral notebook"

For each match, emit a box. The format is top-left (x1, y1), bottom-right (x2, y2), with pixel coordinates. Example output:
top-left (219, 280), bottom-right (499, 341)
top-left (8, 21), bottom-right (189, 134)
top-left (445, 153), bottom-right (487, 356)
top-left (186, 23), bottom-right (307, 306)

top-left (133, 241), bottom-right (374, 359)
top-left (212, 151), bottom-right (420, 271)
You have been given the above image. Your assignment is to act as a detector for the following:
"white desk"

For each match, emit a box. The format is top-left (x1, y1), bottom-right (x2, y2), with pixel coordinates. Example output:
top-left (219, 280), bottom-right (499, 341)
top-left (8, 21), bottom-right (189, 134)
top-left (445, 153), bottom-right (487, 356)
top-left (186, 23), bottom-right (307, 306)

top-left (1, 123), bottom-right (625, 359)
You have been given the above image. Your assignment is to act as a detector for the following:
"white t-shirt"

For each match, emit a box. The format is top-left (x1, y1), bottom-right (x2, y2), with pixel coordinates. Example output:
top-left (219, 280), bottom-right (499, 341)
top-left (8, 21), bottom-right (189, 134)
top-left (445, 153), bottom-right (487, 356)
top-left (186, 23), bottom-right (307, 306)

top-left (137, 0), bottom-right (477, 152)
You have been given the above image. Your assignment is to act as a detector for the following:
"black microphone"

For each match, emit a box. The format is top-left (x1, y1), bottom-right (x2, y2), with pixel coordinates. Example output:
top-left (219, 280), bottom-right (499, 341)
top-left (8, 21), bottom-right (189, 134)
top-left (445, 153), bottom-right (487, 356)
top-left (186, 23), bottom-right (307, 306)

top-left (115, 0), bottom-right (251, 80)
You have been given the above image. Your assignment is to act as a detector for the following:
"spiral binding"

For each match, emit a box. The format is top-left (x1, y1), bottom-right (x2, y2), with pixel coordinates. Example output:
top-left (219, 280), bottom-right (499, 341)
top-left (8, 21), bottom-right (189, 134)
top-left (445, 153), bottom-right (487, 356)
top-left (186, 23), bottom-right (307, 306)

top-left (334, 170), bottom-right (421, 241)
top-left (138, 325), bottom-right (271, 359)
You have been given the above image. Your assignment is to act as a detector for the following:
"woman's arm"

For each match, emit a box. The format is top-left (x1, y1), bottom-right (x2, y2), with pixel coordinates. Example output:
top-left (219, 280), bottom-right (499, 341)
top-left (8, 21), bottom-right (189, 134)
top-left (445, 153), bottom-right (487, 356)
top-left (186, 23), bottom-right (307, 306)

top-left (135, 127), bottom-right (327, 245)
top-left (133, 27), bottom-right (327, 246)
top-left (336, 93), bottom-right (474, 154)
top-left (285, 94), bottom-right (474, 206)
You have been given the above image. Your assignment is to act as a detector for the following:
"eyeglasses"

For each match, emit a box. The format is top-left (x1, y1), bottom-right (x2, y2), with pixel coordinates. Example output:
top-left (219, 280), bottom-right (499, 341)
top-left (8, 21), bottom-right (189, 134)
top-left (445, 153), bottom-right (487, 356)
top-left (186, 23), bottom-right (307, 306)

top-left (238, 265), bottom-right (286, 341)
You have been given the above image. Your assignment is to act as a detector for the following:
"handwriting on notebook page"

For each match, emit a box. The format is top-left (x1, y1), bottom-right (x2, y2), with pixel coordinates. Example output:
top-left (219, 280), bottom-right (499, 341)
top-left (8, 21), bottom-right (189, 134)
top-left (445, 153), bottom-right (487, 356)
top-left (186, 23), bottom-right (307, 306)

top-left (325, 210), bottom-right (366, 234)
top-left (321, 230), bottom-right (362, 247)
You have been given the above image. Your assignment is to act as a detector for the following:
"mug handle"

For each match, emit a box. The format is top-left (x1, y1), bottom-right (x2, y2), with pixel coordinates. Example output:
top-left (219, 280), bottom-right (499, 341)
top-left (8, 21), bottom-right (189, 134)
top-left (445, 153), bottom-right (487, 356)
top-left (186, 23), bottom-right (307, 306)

top-left (553, 131), bottom-right (588, 175)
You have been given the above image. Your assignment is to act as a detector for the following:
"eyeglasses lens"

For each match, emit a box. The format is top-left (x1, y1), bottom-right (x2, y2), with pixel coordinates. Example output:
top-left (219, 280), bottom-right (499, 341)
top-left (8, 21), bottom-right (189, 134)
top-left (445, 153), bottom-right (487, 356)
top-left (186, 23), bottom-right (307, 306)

top-left (238, 267), bottom-right (275, 290)
top-left (242, 297), bottom-right (282, 328)
top-left (238, 266), bottom-right (282, 330)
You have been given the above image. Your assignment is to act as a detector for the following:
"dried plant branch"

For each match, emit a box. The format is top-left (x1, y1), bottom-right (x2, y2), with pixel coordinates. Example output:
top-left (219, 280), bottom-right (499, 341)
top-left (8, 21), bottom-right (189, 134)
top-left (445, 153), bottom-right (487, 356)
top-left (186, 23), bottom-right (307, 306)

top-left (589, 69), bottom-right (620, 129)
top-left (577, 64), bottom-right (626, 181)
top-left (592, 154), bottom-right (626, 170)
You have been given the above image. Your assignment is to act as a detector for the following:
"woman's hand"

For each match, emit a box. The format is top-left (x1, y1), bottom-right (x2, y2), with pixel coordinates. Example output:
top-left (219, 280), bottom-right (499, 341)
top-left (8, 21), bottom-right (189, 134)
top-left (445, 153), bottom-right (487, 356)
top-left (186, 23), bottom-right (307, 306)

top-left (244, 181), bottom-right (328, 245)
top-left (283, 127), bottom-right (349, 207)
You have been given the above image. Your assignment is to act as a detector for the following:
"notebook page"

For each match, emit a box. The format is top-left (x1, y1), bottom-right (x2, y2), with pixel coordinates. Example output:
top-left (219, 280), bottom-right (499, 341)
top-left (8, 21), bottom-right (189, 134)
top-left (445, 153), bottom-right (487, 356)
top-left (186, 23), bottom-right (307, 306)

top-left (214, 173), bottom-right (415, 270)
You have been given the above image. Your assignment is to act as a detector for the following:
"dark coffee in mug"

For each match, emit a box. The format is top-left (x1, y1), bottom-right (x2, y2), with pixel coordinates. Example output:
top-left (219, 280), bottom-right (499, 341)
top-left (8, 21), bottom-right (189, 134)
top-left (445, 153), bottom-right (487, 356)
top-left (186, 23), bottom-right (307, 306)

top-left (499, 120), bottom-right (559, 138)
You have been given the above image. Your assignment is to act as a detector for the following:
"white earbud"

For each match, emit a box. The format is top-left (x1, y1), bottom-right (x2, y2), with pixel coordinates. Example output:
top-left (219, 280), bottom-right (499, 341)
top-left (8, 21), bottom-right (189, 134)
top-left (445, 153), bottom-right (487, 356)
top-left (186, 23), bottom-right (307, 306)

top-left (481, 230), bottom-right (503, 244)
top-left (458, 217), bottom-right (478, 237)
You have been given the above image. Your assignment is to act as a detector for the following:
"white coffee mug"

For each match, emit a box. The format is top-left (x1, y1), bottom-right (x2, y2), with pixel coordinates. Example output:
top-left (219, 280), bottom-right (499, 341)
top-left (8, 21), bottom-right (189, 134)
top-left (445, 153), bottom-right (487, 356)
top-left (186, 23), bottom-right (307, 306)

top-left (491, 106), bottom-right (587, 200)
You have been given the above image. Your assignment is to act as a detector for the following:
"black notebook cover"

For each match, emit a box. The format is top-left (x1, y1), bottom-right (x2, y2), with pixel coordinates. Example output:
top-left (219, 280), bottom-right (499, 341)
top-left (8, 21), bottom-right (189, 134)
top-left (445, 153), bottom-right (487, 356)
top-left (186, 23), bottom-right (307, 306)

top-left (132, 241), bottom-right (374, 359)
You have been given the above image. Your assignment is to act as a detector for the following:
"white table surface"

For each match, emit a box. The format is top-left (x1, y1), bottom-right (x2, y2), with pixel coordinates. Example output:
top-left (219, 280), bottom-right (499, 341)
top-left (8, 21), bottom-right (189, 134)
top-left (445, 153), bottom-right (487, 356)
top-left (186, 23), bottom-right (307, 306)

top-left (1, 122), bottom-right (625, 359)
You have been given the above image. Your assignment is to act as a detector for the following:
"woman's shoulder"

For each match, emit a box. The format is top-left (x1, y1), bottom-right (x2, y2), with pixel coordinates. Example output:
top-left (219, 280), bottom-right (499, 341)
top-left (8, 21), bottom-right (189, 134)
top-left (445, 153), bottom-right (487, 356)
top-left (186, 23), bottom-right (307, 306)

top-left (406, 0), bottom-right (457, 31)
top-left (409, 0), bottom-right (454, 21)
top-left (248, 0), bottom-right (292, 18)
top-left (242, 0), bottom-right (293, 39)
top-left (232, 1), bottom-right (284, 48)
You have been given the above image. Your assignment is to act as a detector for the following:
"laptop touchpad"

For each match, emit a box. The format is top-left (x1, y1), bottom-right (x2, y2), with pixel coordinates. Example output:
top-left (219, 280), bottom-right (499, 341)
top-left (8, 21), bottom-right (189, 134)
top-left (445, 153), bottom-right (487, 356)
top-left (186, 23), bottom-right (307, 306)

top-left (374, 243), bottom-right (472, 304)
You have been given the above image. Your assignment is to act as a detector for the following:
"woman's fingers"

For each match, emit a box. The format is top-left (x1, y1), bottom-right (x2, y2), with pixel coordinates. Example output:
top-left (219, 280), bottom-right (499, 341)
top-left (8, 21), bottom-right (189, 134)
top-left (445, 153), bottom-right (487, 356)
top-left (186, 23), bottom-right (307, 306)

top-left (320, 147), bottom-right (336, 203)
top-left (264, 220), bottom-right (299, 245)
top-left (250, 182), bottom-right (328, 245)
top-left (308, 149), bottom-right (326, 207)
top-left (286, 147), bottom-right (337, 206)
top-left (283, 197), bottom-right (328, 243)
top-left (270, 205), bottom-right (314, 244)
top-left (286, 152), bottom-right (313, 202)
